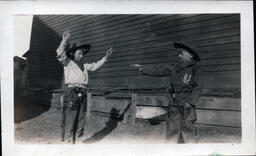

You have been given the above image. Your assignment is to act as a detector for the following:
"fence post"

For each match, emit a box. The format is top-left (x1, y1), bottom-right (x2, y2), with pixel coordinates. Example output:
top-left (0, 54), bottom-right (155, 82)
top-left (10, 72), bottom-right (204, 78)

top-left (130, 93), bottom-right (138, 125)
top-left (86, 93), bottom-right (92, 122)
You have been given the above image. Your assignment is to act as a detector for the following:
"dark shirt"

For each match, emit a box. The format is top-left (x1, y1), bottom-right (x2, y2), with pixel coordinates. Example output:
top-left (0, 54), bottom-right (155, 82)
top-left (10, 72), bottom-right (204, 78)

top-left (140, 60), bottom-right (201, 105)
top-left (140, 60), bottom-right (200, 88)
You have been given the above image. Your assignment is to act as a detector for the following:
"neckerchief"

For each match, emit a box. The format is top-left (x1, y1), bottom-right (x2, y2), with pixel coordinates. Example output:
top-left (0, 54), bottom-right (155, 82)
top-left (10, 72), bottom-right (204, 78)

top-left (73, 60), bottom-right (84, 71)
top-left (175, 60), bottom-right (194, 73)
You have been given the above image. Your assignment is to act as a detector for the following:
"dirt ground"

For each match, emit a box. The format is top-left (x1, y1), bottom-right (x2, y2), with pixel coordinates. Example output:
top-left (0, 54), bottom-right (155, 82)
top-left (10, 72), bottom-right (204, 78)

top-left (14, 96), bottom-right (241, 144)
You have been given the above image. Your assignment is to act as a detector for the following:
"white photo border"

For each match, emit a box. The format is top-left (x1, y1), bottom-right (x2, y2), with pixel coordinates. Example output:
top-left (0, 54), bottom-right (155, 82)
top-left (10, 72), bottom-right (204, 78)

top-left (1, 1), bottom-right (255, 156)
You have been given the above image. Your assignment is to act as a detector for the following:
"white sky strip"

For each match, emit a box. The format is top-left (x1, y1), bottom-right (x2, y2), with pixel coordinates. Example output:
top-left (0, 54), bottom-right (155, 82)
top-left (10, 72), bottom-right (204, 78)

top-left (13, 15), bottom-right (33, 58)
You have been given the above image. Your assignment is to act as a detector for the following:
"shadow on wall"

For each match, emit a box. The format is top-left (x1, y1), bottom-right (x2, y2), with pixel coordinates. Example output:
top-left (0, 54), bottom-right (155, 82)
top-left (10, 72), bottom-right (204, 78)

top-left (14, 94), bottom-right (51, 123)
top-left (24, 15), bottom-right (63, 90)
top-left (14, 16), bottom-right (62, 123)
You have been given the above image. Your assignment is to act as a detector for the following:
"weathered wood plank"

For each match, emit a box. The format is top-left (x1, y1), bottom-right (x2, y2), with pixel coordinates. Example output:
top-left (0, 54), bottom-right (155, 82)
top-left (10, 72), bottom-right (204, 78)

top-left (136, 106), bottom-right (167, 119)
top-left (198, 97), bottom-right (241, 110)
top-left (104, 93), bottom-right (131, 99)
top-left (196, 124), bottom-right (241, 143)
top-left (200, 75), bottom-right (240, 89)
top-left (135, 106), bottom-right (240, 127)
top-left (135, 95), bottom-right (241, 111)
top-left (89, 78), bottom-right (128, 88)
top-left (196, 109), bottom-right (241, 127)
top-left (91, 96), bottom-right (131, 115)
top-left (136, 95), bottom-right (169, 107)
top-left (86, 74), bottom-right (241, 93)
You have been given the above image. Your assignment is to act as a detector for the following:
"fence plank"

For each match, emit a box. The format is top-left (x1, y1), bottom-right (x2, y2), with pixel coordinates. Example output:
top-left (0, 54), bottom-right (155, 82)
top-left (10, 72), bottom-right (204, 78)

top-left (196, 109), bottom-right (241, 127)
top-left (197, 97), bottom-right (241, 111)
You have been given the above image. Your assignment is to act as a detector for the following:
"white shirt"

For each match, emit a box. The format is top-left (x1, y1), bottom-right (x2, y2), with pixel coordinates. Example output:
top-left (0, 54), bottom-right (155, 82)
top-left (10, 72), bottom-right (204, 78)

top-left (56, 43), bottom-right (107, 88)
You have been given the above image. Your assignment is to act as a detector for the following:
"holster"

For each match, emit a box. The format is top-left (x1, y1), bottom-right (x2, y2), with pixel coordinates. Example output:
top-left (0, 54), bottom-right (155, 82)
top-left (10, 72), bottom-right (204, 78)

top-left (67, 87), bottom-right (87, 110)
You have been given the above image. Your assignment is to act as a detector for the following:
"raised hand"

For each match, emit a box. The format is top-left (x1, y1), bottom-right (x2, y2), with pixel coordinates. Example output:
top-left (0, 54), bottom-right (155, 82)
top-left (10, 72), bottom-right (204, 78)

top-left (62, 29), bottom-right (71, 42)
top-left (105, 47), bottom-right (113, 59)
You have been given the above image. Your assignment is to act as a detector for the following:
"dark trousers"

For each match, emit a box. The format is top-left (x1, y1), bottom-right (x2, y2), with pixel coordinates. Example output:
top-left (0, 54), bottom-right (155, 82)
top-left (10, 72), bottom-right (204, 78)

top-left (166, 97), bottom-right (197, 143)
top-left (61, 87), bottom-right (87, 143)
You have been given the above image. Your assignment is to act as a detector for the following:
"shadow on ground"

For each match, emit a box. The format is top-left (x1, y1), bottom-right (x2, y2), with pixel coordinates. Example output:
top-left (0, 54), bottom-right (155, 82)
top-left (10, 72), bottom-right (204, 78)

top-left (14, 94), bottom-right (50, 123)
top-left (82, 108), bottom-right (123, 144)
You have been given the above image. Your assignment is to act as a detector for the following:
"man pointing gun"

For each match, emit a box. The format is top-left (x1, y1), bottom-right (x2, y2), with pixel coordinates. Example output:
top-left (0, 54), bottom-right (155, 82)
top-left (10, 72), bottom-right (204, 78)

top-left (132, 43), bottom-right (201, 143)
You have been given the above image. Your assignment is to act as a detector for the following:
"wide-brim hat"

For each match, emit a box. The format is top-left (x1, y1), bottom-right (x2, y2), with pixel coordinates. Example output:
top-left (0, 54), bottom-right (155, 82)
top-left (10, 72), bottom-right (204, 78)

top-left (173, 42), bottom-right (200, 62)
top-left (66, 43), bottom-right (91, 59)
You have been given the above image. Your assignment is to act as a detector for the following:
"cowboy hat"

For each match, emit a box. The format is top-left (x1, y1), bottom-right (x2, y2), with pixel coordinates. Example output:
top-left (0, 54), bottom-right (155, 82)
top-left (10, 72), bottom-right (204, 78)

top-left (66, 43), bottom-right (91, 59)
top-left (173, 42), bottom-right (200, 62)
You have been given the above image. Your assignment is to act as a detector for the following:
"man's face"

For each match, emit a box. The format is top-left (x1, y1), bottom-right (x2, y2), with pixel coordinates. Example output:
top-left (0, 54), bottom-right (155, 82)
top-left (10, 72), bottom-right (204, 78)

top-left (177, 49), bottom-right (193, 61)
top-left (74, 49), bottom-right (84, 61)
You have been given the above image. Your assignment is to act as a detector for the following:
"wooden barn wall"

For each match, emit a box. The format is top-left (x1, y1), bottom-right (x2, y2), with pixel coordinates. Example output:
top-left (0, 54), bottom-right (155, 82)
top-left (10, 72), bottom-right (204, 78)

top-left (26, 14), bottom-right (240, 93)
top-left (25, 14), bottom-right (241, 129)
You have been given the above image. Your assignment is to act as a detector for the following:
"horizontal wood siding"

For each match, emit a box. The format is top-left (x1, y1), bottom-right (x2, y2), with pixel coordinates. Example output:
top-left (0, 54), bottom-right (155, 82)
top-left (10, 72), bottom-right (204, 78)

top-left (26, 14), bottom-right (240, 91)
top-left (25, 14), bottom-right (241, 129)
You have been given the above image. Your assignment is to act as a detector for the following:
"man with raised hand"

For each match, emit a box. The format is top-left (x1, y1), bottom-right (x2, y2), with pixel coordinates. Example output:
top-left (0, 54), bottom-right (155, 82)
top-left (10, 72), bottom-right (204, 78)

top-left (56, 29), bottom-right (113, 144)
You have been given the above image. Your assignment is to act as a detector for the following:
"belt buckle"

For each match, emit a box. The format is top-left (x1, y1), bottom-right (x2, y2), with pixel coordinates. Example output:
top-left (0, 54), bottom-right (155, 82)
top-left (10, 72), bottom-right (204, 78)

top-left (78, 93), bottom-right (82, 97)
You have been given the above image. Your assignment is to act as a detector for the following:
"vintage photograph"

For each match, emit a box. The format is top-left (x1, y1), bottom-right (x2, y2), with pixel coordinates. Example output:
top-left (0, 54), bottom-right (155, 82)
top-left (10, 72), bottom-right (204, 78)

top-left (13, 14), bottom-right (242, 145)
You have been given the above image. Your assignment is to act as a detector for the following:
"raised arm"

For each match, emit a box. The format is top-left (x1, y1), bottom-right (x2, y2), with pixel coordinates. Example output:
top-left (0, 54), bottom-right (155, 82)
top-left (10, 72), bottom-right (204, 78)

top-left (132, 63), bottom-right (175, 77)
top-left (85, 47), bottom-right (113, 72)
top-left (56, 29), bottom-right (71, 65)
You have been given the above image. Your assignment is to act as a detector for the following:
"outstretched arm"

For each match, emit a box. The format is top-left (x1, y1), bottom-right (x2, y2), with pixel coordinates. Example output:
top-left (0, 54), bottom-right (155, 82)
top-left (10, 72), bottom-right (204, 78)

top-left (131, 63), bottom-right (175, 77)
top-left (56, 29), bottom-right (71, 65)
top-left (85, 47), bottom-right (113, 72)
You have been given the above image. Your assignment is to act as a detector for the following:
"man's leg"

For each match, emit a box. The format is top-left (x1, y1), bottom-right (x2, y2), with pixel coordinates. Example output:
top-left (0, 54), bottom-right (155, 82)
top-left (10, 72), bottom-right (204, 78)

top-left (181, 121), bottom-right (196, 143)
top-left (62, 90), bottom-right (77, 142)
top-left (182, 105), bottom-right (197, 143)
top-left (61, 105), bottom-right (66, 141)
top-left (166, 106), bottom-right (181, 143)
top-left (63, 105), bottom-right (79, 142)
top-left (77, 98), bottom-right (87, 138)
